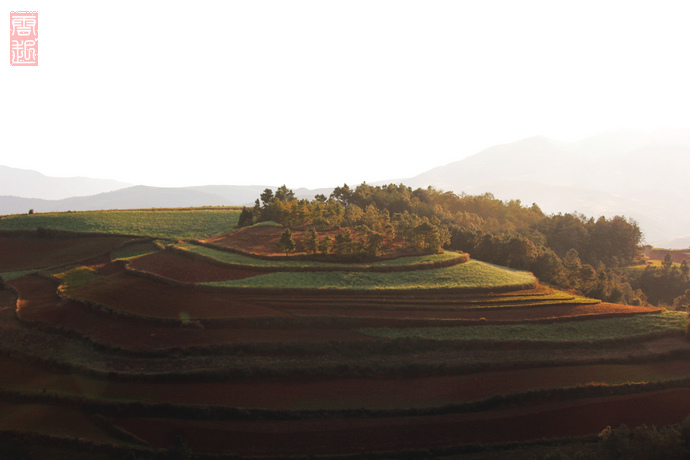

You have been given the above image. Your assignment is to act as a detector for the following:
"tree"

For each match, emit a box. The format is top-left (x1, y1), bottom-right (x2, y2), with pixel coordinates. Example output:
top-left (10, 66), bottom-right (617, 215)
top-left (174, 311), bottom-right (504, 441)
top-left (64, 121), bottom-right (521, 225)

top-left (662, 253), bottom-right (674, 272)
top-left (274, 184), bottom-right (295, 202)
top-left (260, 188), bottom-right (274, 206)
top-left (343, 204), bottom-right (364, 226)
top-left (324, 200), bottom-right (345, 227)
top-left (303, 228), bottom-right (319, 255)
top-left (276, 228), bottom-right (296, 255)
top-left (561, 248), bottom-right (582, 289)
top-left (320, 234), bottom-right (333, 255)
top-left (673, 289), bottom-right (690, 311)
top-left (330, 184), bottom-right (352, 205)
top-left (238, 206), bottom-right (254, 227)
top-left (366, 230), bottom-right (386, 257)
top-left (681, 260), bottom-right (690, 279)
top-left (504, 235), bottom-right (538, 270)
top-left (334, 228), bottom-right (354, 256)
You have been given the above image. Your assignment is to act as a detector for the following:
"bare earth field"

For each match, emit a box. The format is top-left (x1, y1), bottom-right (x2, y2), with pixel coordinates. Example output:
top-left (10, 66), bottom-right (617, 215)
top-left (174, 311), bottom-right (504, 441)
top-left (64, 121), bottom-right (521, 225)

top-left (128, 250), bottom-right (265, 283)
top-left (112, 389), bottom-right (690, 456)
top-left (0, 233), bottom-right (139, 272)
top-left (1, 229), bottom-right (690, 458)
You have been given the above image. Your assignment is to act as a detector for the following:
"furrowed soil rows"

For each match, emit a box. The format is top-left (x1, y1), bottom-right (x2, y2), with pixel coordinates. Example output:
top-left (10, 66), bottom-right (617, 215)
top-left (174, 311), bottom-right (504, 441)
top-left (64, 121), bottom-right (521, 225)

top-left (203, 225), bottom-right (342, 256)
top-left (4, 224), bottom-right (690, 459)
top-left (0, 233), bottom-right (138, 272)
top-left (3, 353), bottom-right (690, 411)
top-left (10, 274), bottom-right (373, 351)
top-left (62, 268), bottom-right (288, 320)
top-left (0, 402), bottom-right (132, 446)
top-left (128, 250), bottom-right (264, 283)
top-left (110, 389), bottom-right (690, 456)
top-left (285, 302), bottom-right (660, 322)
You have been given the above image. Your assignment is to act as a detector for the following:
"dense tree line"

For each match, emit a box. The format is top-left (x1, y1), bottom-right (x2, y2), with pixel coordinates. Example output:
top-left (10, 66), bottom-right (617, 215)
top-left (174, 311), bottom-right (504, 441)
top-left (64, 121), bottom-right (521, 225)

top-left (632, 255), bottom-right (690, 307)
top-left (240, 184), bottom-right (452, 257)
top-left (239, 183), bottom-right (688, 306)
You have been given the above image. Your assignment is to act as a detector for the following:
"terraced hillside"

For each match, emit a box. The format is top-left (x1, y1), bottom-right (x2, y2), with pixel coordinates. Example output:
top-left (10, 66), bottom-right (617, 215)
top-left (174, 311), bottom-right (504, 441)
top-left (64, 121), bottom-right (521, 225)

top-left (1, 212), bottom-right (689, 459)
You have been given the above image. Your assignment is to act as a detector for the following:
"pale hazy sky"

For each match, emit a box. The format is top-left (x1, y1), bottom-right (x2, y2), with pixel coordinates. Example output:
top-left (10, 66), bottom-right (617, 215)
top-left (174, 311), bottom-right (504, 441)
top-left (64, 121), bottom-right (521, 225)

top-left (4, 1), bottom-right (690, 189)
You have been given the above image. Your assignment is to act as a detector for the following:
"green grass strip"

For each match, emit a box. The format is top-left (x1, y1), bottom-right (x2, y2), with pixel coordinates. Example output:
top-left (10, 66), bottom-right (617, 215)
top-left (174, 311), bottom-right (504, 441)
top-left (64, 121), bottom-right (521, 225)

top-left (177, 242), bottom-right (465, 269)
top-left (203, 260), bottom-right (536, 290)
top-left (53, 266), bottom-right (100, 289)
top-left (110, 242), bottom-right (161, 261)
top-left (0, 269), bottom-right (38, 281)
top-left (358, 310), bottom-right (687, 342)
top-left (0, 208), bottom-right (241, 239)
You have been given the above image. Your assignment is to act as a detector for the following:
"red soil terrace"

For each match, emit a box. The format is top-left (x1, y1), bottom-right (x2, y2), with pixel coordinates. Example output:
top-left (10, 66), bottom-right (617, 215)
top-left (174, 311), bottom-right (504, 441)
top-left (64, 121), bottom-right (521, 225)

top-left (0, 234), bottom-right (138, 272)
top-left (202, 224), bottom-right (413, 258)
top-left (112, 389), bottom-right (690, 456)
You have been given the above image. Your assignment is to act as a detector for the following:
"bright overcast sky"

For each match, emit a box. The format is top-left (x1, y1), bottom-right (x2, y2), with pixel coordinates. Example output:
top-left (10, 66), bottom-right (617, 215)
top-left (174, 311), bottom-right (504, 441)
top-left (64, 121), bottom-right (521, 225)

top-left (3, 1), bottom-right (690, 189)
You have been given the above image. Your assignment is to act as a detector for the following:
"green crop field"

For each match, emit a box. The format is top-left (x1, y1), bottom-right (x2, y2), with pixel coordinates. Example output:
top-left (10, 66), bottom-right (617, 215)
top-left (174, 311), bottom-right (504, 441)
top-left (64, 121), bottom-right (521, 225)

top-left (204, 260), bottom-right (536, 290)
top-left (0, 208), bottom-right (241, 239)
top-left (359, 310), bottom-right (687, 343)
top-left (176, 242), bottom-right (465, 269)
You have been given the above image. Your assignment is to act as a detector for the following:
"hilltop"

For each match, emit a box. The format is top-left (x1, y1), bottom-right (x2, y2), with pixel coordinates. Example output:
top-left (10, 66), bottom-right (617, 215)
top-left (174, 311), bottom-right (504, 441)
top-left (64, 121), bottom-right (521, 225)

top-left (4, 129), bottom-right (690, 247)
top-left (1, 207), bottom-right (689, 458)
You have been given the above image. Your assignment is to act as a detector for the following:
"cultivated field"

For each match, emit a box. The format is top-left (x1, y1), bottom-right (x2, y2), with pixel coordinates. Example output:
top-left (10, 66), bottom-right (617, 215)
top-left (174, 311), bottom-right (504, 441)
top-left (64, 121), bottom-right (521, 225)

top-left (1, 211), bottom-right (689, 459)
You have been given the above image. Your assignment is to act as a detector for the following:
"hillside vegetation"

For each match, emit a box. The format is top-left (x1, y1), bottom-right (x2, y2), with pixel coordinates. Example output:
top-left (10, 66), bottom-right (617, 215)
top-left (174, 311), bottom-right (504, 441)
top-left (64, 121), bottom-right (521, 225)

top-left (2, 203), bottom-right (690, 459)
top-left (4, 183), bottom-right (688, 308)
top-left (0, 207), bottom-right (241, 239)
top-left (240, 183), bottom-right (688, 307)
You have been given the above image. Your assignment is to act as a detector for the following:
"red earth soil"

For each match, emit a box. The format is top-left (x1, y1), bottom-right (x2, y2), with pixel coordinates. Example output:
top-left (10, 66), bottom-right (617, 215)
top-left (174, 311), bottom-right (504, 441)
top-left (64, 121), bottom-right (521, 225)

top-left (5, 353), bottom-right (690, 412)
top-left (285, 303), bottom-right (661, 322)
top-left (8, 274), bottom-right (375, 351)
top-left (642, 248), bottom-right (690, 264)
top-left (9, 261), bottom-right (663, 351)
top-left (112, 388), bottom-right (690, 456)
top-left (203, 224), bottom-right (412, 258)
top-left (0, 290), bottom-right (15, 308)
top-left (64, 267), bottom-right (287, 320)
top-left (128, 250), bottom-right (264, 283)
top-left (0, 234), bottom-right (138, 272)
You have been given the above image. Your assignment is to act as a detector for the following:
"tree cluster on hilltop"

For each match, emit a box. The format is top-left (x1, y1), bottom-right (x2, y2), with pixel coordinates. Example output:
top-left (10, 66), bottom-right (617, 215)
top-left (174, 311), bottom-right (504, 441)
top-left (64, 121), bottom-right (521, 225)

top-left (236, 183), bottom-right (690, 307)
top-left (239, 184), bottom-right (451, 257)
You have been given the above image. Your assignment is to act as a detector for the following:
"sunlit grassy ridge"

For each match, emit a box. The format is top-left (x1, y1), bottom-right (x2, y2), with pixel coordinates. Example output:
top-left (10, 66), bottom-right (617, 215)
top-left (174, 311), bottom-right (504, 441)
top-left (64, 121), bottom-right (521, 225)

top-left (53, 266), bottom-right (100, 289)
top-left (0, 208), bottom-right (241, 239)
top-left (175, 242), bottom-right (464, 269)
top-left (204, 260), bottom-right (536, 290)
top-left (359, 310), bottom-right (686, 342)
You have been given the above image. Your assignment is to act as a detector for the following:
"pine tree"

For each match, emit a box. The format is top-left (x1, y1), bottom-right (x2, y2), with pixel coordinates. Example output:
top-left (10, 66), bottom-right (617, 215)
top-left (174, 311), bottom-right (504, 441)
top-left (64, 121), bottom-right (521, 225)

top-left (320, 234), bottom-right (333, 255)
top-left (334, 228), bottom-right (353, 255)
top-left (276, 228), bottom-right (296, 255)
top-left (303, 228), bottom-right (319, 255)
top-left (238, 206), bottom-right (254, 227)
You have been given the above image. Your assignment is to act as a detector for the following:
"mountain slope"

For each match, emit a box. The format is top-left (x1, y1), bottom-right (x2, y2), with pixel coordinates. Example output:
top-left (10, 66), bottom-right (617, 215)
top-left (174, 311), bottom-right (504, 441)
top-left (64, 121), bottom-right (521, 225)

top-left (0, 186), bottom-right (231, 215)
top-left (0, 166), bottom-right (131, 200)
top-left (0, 185), bottom-right (330, 216)
top-left (406, 129), bottom-right (690, 247)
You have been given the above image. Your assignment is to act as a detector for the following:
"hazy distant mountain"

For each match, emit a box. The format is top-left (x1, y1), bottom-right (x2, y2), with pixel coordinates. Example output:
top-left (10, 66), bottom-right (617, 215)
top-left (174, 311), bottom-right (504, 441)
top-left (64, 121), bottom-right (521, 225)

top-left (0, 186), bottom-right (228, 215)
top-left (405, 129), bottom-right (690, 247)
top-left (0, 184), bottom-right (330, 216)
top-left (2, 128), bottom-right (689, 248)
top-left (0, 165), bottom-right (131, 200)
top-left (187, 185), bottom-right (333, 204)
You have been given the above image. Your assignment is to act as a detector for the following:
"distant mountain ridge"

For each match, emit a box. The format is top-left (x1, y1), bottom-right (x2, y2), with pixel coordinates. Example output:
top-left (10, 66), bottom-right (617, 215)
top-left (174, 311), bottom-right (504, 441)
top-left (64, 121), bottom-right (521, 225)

top-left (0, 184), bottom-right (330, 216)
top-left (2, 129), bottom-right (690, 248)
top-left (403, 129), bottom-right (690, 248)
top-left (0, 165), bottom-right (132, 200)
